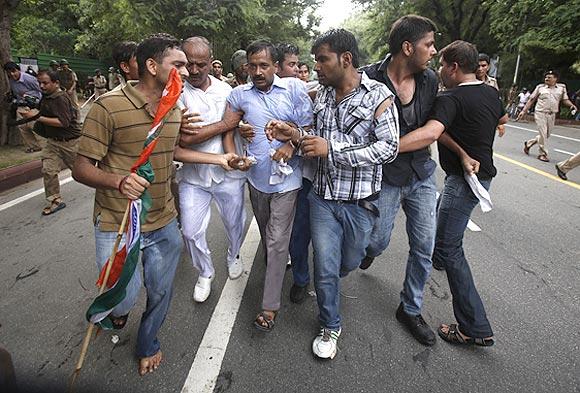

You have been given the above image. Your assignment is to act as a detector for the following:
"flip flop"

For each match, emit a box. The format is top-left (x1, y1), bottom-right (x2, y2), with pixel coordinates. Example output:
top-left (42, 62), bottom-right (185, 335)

top-left (253, 311), bottom-right (277, 332)
top-left (42, 201), bottom-right (66, 216)
top-left (438, 323), bottom-right (494, 347)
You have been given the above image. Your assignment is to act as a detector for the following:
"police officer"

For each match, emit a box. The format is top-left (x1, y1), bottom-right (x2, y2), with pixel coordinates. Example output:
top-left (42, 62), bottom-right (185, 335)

top-left (20, 70), bottom-right (81, 216)
top-left (57, 59), bottom-right (79, 110)
top-left (520, 70), bottom-right (578, 162)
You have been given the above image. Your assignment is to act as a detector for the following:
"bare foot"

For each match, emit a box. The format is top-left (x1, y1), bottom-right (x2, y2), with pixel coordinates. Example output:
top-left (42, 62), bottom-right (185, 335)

top-left (138, 350), bottom-right (163, 376)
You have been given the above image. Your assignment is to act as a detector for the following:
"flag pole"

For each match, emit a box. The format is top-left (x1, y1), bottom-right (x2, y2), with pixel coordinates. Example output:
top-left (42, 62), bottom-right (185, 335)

top-left (68, 200), bottom-right (131, 392)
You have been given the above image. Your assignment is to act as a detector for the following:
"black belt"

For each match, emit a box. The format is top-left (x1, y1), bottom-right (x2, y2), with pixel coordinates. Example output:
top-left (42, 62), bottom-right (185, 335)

top-left (341, 192), bottom-right (380, 217)
top-left (50, 135), bottom-right (79, 142)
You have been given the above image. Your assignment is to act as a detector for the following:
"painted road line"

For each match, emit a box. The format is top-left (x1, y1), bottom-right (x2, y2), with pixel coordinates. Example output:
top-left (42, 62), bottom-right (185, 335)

top-left (494, 153), bottom-right (580, 190)
top-left (506, 124), bottom-right (580, 143)
top-left (467, 220), bottom-right (482, 232)
top-left (181, 217), bottom-right (260, 393)
top-left (554, 148), bottom-right (575, 156)
top-left (0, 176), bottom-right (73, 213)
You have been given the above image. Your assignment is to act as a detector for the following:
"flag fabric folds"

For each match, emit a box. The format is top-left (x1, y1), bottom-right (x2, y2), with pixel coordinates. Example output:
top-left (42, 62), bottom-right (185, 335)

top-left (86, 69), bottom-right (183, 329)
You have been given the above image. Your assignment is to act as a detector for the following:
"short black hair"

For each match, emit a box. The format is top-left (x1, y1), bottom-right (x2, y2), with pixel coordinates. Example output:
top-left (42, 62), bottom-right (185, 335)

top-left (440, 40), bottom-right (479, 74)
top-left (298, 62), bottom-right (310, 71)
top-left (37, 69), bottom-right (60, 83)
top-left (478, 53), bottom-right (490, 64)
top-left (389, 15), bottom-right (437, 56)
top-left (3, 61), bottom-right (19, 71)
top-left (311, 29), bottom-right (360, 68)
top-left (136, 33), bottom-right (181, 77)
top-left (275, 43), bottom-right (299, 65)
top-left (112, 41), bottom-right (138, 77)
top-left (246, 40), bottom-right (278, 64)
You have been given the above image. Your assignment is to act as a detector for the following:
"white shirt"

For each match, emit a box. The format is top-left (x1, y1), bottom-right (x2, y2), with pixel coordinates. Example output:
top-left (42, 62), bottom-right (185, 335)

top-left (178, 75), bottom-right (245, 186)
top-left (518, 92), bottom-right (530, 107)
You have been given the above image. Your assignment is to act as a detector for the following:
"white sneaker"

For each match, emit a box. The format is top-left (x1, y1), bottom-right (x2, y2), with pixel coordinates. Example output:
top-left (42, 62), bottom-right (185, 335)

top-left (228, 255), bottom-right (243, 280)
top-left (312, 327), bottom-right (341, 359)
top-left (193, 275), bottom-right (213, 303)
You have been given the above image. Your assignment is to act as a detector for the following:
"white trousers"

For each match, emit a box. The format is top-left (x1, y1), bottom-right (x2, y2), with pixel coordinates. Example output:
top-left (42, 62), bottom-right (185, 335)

top-left (179, 177), bottom-right (246, 278)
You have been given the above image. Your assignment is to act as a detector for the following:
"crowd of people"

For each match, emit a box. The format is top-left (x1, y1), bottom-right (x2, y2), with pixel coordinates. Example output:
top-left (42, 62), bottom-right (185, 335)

top-left (2, 12), bottom-right (578, 378)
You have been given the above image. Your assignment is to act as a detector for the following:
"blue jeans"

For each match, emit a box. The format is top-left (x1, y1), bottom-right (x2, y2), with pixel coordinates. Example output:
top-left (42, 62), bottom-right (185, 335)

top-left (289, 178), bottom-right (312, 287)
top-left (95, 218), bottom-right (183, 357)
top-left (433, 175), bottom-right (493, 338)
top-left (366, 173), bottom-right (437, 316)
top-left (309, 191), bottom-right (377, 330)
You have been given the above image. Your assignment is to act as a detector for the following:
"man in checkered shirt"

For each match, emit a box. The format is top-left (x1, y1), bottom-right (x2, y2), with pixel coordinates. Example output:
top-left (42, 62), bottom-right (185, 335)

top-left (266, 29), bottom-right (399, 359)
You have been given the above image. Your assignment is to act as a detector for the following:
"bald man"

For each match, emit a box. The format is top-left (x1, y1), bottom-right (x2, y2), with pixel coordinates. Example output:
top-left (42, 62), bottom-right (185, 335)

top-left (176, 37), bottom-right (247, 302)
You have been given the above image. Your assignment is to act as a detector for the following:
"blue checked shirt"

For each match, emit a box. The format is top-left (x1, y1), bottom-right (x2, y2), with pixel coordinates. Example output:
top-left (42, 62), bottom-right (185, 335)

top-left (310, 72), bottom-right (399, 201)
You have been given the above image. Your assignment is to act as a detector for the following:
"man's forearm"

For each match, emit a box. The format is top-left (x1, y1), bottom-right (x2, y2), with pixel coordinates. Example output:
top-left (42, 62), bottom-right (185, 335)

top-left (399, 121), bottom-right (444, 153)
top-left (222, 130), bottom-right (236, 154)
top-left (37, 116), bottom-right (63, 128)
top-left (72, 155), bottom-right (123, 190)
top-left (439, 132), bottom-right (469, 159)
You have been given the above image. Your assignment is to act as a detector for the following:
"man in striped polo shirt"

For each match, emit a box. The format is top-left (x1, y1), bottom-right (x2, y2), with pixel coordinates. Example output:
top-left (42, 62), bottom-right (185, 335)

top-left (72, 34), bottom-right (189, 376)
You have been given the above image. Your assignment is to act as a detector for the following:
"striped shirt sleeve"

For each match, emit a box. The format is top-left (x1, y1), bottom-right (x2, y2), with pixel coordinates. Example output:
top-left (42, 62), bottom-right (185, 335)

top-left (78, 102), bottom-right (114, 162)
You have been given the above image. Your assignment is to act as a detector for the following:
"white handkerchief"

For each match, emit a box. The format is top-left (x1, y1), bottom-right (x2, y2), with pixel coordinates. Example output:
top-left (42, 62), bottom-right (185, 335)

top-left (464, 173), bottom-right (492, 212)
top-left (269, 148), bottom-right (293, 185)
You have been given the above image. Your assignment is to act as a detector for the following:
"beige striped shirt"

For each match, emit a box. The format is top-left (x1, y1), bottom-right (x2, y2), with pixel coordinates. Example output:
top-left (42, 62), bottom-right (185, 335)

top-left (78, 81), bottom-right (180, 232)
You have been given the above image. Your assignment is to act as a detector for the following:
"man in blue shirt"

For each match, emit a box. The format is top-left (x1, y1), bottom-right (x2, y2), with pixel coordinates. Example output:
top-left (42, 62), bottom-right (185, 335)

top-left (4, 61), bottom-right (42, 152)
top-left (179, 40), bottom-right (312, 332)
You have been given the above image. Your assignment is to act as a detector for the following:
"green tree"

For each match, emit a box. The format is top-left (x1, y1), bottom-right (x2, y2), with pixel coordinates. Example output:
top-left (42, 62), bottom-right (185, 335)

top-left (489, 0), bottom-right (580, 83)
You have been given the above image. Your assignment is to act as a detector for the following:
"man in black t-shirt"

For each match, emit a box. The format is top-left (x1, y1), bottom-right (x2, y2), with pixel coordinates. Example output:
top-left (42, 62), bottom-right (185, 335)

top-left (398, 40), bottom-right (507, 347)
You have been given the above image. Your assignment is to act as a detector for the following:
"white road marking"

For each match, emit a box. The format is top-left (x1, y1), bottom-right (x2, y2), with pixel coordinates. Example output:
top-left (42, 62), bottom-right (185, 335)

top-left (554, 148), bottom-right (575, 156)
top-left (181, 217), bottom-right (260, 393)
top-left (436, 191), bottom-right (482, 232)
top-left (506, 124), bottom-right (580, 143)
top-left (0, 176), bottom-right (73, 212)
top-left (467, 220), bottom-right (482, 232)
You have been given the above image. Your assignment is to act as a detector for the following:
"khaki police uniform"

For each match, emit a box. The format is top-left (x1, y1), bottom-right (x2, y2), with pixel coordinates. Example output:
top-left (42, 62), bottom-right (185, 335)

top-left (525, 83), bottom-right (568, 158)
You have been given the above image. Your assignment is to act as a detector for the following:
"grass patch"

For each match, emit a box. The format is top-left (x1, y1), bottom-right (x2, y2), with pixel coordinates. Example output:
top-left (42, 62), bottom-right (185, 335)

top-left (0, 145), bottom-right (42, 169)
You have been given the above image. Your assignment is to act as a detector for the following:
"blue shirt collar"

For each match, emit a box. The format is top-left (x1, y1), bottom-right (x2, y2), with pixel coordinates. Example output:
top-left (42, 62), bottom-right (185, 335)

top-left (243, 74), bottom-right (288, 92)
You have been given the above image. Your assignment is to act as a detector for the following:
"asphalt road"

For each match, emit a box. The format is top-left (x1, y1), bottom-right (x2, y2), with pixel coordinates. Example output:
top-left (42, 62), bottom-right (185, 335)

top-left (0, 120), bottom-right (579, 393)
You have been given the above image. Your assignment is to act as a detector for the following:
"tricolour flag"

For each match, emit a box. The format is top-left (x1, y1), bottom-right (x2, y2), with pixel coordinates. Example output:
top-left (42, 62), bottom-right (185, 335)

top-left (86, 68), bottom-right (183, 329)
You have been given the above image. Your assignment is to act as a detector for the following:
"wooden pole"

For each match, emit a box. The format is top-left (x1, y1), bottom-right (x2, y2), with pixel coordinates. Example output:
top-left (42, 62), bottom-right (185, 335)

top-left (68, 201), bottom-right (131, 392)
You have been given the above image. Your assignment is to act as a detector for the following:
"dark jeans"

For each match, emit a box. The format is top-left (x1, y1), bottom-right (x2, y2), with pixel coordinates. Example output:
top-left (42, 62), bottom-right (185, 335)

top-left (309, 191), bottom-right (377, 330)
top-left (289, 178), bottom-right (312, 287)
top-left (433, 175), bottom-right (493, 338)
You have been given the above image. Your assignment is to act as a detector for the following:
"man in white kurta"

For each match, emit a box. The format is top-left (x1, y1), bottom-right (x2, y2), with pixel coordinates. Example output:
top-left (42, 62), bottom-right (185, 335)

top-left (178, 37), bottom-right (246, 302)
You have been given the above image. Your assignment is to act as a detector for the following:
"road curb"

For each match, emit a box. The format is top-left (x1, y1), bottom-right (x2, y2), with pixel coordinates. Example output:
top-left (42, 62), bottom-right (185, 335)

top-left (0, 160), bottom-right (42, 193)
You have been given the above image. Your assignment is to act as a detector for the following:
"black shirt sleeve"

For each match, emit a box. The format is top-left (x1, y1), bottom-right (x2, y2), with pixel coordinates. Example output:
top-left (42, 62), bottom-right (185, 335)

top-left (428, 93), bottom-right (457, 130)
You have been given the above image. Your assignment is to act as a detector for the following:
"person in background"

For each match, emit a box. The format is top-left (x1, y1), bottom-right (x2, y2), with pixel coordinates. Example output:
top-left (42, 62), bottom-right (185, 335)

top-left (476, 53), bottom-right (499, 90)
top-left (211, 59), bottom-right (228, 81)
top-left (276, 43), bottom-right (300, 78)
top-left (297, 62), bottom-right (310, 82)
top-left (520, 70), bottom-right (577, 162)
top-left (228, 49), bottom-right (249, 88)
top-left (93, 69), bottom-right (108, 98)
top-left (112, 41), bottom-right (139, 85)
top-left (3, 61), bottom-right (43, 153)
top-left (57, 59), bottom-right (79, 110)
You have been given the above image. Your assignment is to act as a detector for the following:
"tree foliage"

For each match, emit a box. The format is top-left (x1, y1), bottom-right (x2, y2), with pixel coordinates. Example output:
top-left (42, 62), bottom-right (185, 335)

top-left (348, 0), bottom-right (579, 87)
top-left (11, 0), bottom-right (321, 70)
